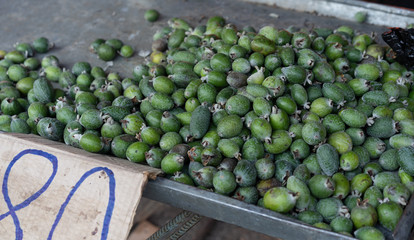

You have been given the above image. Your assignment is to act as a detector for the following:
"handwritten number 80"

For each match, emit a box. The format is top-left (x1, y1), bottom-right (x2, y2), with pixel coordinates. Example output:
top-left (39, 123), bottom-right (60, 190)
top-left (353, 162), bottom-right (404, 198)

top-left (0, 149), bottom-right (116, 240)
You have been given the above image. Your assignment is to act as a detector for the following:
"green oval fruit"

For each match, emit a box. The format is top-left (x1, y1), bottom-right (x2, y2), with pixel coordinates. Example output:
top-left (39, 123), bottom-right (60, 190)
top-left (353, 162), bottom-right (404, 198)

top-left (313, 61), bottom-right (335, 83)
top-left (302, 121), bottom-right (326, 146)
top-left (218, 139), bottom-right (240, 159)
top-left (159, 132), bottom-right (182, 151)
top-left (1, 98), bottom-right (23, 115)
top-left (372, 171), bottom-right (400, 190)
top-left (251, 35), bottom-right (276, 56)
top-left (351, 200), bottom-right (378, 229)
top-left (36, 117), bottom-right (65, 141)
top-left (316, 144), bottom-right (339, 176)
top-left (377, 201), bottom-right (403, 231)
top-left (330, 216), bottom-right (353, 233)
top-left (332, 172), bottom-right (350, 200)
top-left (339, 109), bottom-right (367, 128)
top-left (145, 148), bottom-right (165, 168)
top-left (354, 63), bottom-right (381, 82)
top-left (398, 146), bottom-right (414, 176)
top-left (225, 95), bottom-right (250, 116)
top-left (161, 152), bottom-right (185, 174)
top-left (56, 106), bottom-right (77, 125)
top-left (340, 151), bottom-right (359, 171)
top-left (201, 146), bottom-right (222, 167)
top-left (97, 44), bottom-right (116, 61)
top-left (111, 134), bottom-right (136, 159)
top-left (383, 182), bottom-right (411, 206)
top-left (217, 114), bottom-right (243, 138)
top-left (139, 126), bottom-right (161, 145)
top-left (351, 173), bottom-right (373, 195)
top-left (328, 131), bottom-right (353, 155)
top-left (126, 142), bottom-right (150, 163)
top-left (364, 137), bottom-right (387, 159)
top-left (213, 170), bottom-right (237, 195)
top-left (345, 128), bottom-right (365, 146)
top-left (121, 114), bottom-right (145, 135)
top-left (233, 160), bottom-right (257, 187)
top-left (322, 114), bottom-right (345, 134)
top-left (232, 186), bottom-right (259, 204)
top-left (264, 130), bottom-right (292, 154)
top-left (286, 176), bottom-right (311, 211)
top-left (150, 92), bottom-right (174, 111)
top-left (79, 133), bottom-right (103, 153)
top-left (263, 187), bottom-right (297, 213)
top-left (316, 197), bottom-right (348, 222)
top-left (10, 117), bottom-right (30, 134)
top-left (354, 226), bottom-right (385, 240)
top-left (190, 103), bottom-right (211, 139)
top-left (309, 174), bottom-right (336, 199)
top-left (297, 210), bottom-right (323, 225)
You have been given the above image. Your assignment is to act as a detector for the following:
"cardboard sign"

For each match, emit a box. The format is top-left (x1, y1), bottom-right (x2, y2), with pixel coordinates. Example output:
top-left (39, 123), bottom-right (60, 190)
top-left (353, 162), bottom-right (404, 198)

top-left (0, 133), bottom-right (161, 240)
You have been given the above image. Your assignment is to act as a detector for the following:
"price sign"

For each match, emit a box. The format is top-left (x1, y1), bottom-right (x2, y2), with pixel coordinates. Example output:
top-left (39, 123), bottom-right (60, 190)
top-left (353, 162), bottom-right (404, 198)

top-left (0, 133), bottom-right (161, 240)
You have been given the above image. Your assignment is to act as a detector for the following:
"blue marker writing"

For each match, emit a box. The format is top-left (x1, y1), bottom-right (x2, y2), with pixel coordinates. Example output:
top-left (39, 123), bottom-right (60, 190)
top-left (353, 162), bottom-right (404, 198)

top-left (48, 166), bottom-right (116, 240)
top-left (0, 149), bottom-right (116, 240)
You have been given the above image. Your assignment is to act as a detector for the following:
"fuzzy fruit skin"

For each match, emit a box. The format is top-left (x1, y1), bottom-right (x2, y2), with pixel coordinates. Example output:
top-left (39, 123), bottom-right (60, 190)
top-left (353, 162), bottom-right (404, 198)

top-left (377, 201), bottom-right (403, 231)
top-left (170, 172), bottom-right (194, 186)
top-left (111, 134), bottom-right (136, 159)
top-left (233, 160), bottom-right (257, 187)
top-left (79, 133), bottom-right (103, 153)
top-left (264, 130), bottom-right (292, 154)
top-left (313, 222), bottom-right (332, 231)
top-left (126, 142), bottom-right (150, 163)
top-left (340, 151), bottom-right (359, 171)
top-left (217, 114), bottom-right (243, 138)
top-left (363, 186), bottom-right (382, 209)
top-left (354, 226), bottom-right (385, 240)
top-left (316, 197), bottom-right (347, 222)
top-left (316, 144), bottom-right (339, 176)
top-left (213, 170), bottom-right (237, 195)
top-left (328, 131), bottom-right (352, 155)
top-left (372, 171), bottom-right (400, 190)
top-left (263, 187), bottom-right (297, 213)
top-left (255, 158), bottom-right (276, 180)
top-left (302, 121), bottom-right (327, 145)
top-left (232, 186), bottom-right (259, 204)
top-left (286, 175), bottom-right (311, 211)
top-left (332, 172), bottom-right (350, 200)
top-left (350, 202), bottom-right (378, 229)
top-left (189, 103), bottom-right (211, 139)
top-left (161, 153), bottom-right (185, 175)
top-left (330, 216), bottom-right (353, 233)
top-left (383, 182), bottom-right (411, 206)
top-left (297, 210), bottom-right (323, 225)
top-left (121, 114), bottom-right (145, 135)
top-left (339, 109), bottom-right (367, 128)
top-left (36, 117), bottom-right (65, 141)
top-left (398, 146), bottom-right (414, 176)
top-left (308, 174), bottom-right (336, 199)
top-left (351, 173), bottom-right (373, 195)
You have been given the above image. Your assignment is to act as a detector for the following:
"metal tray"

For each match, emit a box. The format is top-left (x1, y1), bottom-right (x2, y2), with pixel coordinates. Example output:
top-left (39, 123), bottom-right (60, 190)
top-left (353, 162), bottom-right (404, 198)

top-left (143, 178), bottom-right (414, 240)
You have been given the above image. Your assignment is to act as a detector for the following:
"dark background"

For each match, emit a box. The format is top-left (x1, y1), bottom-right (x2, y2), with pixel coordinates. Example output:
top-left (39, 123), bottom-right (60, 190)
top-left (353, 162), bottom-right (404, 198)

top-left (364, 0), bottom-right (414, 10)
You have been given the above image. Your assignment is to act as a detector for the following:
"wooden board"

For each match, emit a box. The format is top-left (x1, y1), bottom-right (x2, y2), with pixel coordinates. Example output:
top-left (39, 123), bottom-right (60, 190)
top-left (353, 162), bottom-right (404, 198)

top-left (0, 133), bottom-right (161, 240)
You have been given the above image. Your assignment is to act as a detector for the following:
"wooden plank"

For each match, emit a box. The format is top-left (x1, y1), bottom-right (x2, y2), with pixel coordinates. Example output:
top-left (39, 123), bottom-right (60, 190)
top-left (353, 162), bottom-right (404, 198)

top-left (0, 133), bottom-right (162, 240)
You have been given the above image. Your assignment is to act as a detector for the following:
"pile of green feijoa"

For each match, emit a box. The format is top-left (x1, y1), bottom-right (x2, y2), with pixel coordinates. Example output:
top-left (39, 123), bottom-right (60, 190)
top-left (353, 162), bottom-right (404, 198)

top-left (89, 38), bottom-right (134, 60)
top-left (1, 16), bottom-right (414, 240)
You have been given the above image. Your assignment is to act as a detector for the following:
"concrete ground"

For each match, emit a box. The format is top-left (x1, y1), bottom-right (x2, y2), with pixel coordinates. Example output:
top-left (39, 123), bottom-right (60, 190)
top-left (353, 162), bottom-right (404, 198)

top-left (0, 0), bottom-right (387, 73)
